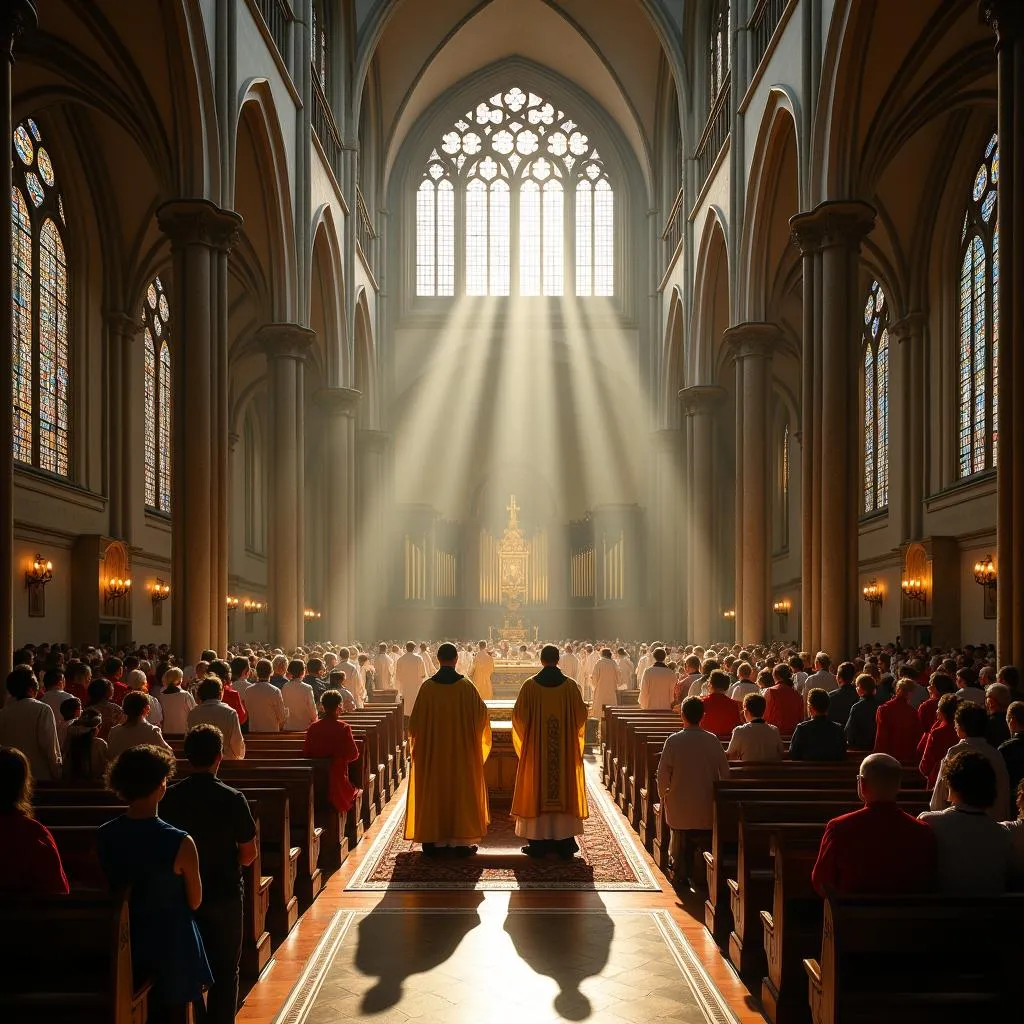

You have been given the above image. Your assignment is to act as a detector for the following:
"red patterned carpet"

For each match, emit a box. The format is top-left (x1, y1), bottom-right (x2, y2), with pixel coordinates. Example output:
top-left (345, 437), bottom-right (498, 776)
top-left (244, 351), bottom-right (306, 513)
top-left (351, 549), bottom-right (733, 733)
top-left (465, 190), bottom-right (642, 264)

top-left (347, 774), bottom-right (660, 891)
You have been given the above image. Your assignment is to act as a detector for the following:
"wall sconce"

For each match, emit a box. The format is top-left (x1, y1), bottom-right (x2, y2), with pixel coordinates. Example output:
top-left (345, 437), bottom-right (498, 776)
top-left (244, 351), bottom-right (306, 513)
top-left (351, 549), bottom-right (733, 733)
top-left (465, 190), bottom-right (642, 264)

top-left (149, 579), bottom-right (171, 604)
top-left (105, 576), bottom-right (132, 601)
top-left (973, 554), bottom-right (997, 590)
top-left (773, 598), bottom-right (792, 631)
top-left (304, 608), bottom-right (322, 621)
top-left (901, 577), bottom-right (926, 603)
top-left (25, 553), bottom-right (53, 618)
top-left (723, 609), bottom-right (736, 621)
top-left (862, 579), bottom-right (883, 605)
top-left (226, 595), bottom-right (239, 612)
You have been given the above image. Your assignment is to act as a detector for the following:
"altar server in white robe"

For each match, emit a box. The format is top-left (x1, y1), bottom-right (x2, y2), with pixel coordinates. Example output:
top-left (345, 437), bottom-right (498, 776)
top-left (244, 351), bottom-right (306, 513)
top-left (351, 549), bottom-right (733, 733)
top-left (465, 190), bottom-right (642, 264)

top-left (590, 648), bottom-right (622, 722)
top-left (615, 648), bottom-right (635, 691)
top-left (372, 643), bottom-right (395, 691)
top-left (561, 644), bottom-right (581, 693)
top-left (581, 644), bottom-right (598, 699)
top-left (635, 644), bottom-right (654, 686)
top-left (419, 642), bottom-right (438, 676)
top-left (470, 640), bottom-right (495, 700)
top-left (337, 648), bottom-right (365, 707)
top-left (396, 642), bottom-right (427, 716)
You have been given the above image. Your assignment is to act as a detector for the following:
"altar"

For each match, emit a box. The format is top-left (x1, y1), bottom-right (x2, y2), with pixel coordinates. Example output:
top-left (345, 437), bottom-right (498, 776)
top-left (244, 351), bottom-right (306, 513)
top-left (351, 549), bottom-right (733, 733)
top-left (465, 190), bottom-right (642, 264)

top-left (484, 699), bottom-right (518, 800)
top-left (490, 660), bottom-right (540, 699)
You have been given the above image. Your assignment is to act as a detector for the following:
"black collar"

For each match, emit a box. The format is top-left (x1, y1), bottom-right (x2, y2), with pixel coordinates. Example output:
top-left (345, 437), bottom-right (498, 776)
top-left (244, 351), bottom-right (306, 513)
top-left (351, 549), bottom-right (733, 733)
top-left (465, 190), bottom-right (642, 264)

top-left (535, 665), bottom-right (566, 687)
top-left (430, 666), bottom-right (463, 685)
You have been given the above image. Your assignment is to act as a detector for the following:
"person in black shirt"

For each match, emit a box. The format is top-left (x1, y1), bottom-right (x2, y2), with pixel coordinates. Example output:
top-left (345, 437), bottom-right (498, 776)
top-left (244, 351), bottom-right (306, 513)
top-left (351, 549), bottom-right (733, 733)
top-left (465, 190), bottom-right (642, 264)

top-left (826, 661), bottom-right (858, 726)
top-left (789, 688), bottom-right (847, 761)
top-left (845, 674), bottom-right (882, 750)
top-left (160, 724), bottom-right (257, 1023)
top-left (1000, 701), bottom-right (1024, 793)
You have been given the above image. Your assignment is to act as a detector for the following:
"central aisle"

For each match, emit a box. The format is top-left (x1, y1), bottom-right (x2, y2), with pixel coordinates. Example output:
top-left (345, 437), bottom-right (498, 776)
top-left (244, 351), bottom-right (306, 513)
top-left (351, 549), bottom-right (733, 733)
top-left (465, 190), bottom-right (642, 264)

top-left (235, 765), bottom-right (766, 1024)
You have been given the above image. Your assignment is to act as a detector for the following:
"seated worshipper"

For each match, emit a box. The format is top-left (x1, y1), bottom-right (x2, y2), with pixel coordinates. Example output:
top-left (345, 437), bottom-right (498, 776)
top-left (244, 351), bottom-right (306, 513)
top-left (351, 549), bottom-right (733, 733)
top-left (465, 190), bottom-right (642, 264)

top-left (470, 640), bottom-right (495, 700)
top-left (700, 670), bottom-right (742, 738)
top-left (1003, 779), bottom-right (1024, 888)
top-left (688, 658), bottom-right (719, 699)
top-left (107, 691), bottom-right (172, 760)
top-left (282, 659), bottom-right (318, 732)
top-left (789, 689), bottom-right (847, 761)
top-left (657, 697), bottom-right (730, 887)
top-left (512, 645), bottom-right (589, 859)
top-left (1001, 701), bottom-right (1024, 792)
top-left (64, 659), bottom-right (92, 703)
top-left (207, 660), bottom-right (247, 729)
top-left (929, 700), bottom-right (1011, 820)
top-left (268, 654), bottom-right (289, 690)
top-left (304, 657), bottom-right (328, 703)
top-left (674, 654), bottom-right (703, 708)
top-left (303, 690), bottom-right (361, 814)
top-left (0, 746), bottom-right (69, 895)
top-left (727, 662), bottom-right (758, 702)
top-left (917, 671), bottom-right (957, 733)
top-left (126, 668), bottom-right (163, 728)
top-left (160, 725), bottom-right (258, 1024)
top-left (896, 664), bottom-right (929, 709)
top-left (726, 692), bottom-right (785, 761)
top-left (826, 662), bottom-right (859, 726)
top-left (918, 693), bottom-right (959, 788)
top-left (243, 658), bottom-right (289, 733)
top-left (844, 674), bottom-right (882, 749)
top-left (86, 676), bottom-right (124, 740)
top-left (591, 648), bottom-right (623, 721)
top-left (56, 696), bottom-right (81, 748)
top-left (919, 750), bottom-right (1011, 894)
top-left (0, 666), bottom-right (61, 781)
top-left (160, 667), bottom-right (197, 737)
top-left (638, 648), bottom-right (676, 710)
top-left (985, 682), bottom-right (1012, 748)
top-left (804, 652), bottom-right (837, 695)
top-left (763, 664), bottom-right (805, 736)
top-left (188, 678), bottom-right (245, 759)
top-left (100, 656), bottom-right (129, 705)
top-left (811, 753), bottom-right (936, 896)
top-left (326, 670), bottom-right (357, 712)
top-left (62, 708), bottom-right (108, 782)
top-left (395, 641), bottom-right (427, 719)
top-left (954, 667), bottom-right (986, 706)
top-left (98, 745), bottom-right (212, 1021)
top-left (39, 666), bottom-right (73, 717)
top-left (873, 677), bottom-right (924, 763)
top-left (405, 643), bottom-right (491, 857)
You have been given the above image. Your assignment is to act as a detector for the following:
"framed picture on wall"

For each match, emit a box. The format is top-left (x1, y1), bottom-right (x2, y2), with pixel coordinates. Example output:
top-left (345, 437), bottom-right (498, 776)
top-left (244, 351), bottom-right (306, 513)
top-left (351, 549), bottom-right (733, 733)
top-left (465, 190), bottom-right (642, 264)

top-left (983, 585), bottom-right (996, 620)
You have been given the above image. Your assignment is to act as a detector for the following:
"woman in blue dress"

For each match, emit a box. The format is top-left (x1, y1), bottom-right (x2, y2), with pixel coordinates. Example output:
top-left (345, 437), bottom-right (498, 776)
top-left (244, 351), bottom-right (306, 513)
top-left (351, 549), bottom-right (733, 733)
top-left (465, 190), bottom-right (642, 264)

top-left (97, 743), bottom-right (212, 1024)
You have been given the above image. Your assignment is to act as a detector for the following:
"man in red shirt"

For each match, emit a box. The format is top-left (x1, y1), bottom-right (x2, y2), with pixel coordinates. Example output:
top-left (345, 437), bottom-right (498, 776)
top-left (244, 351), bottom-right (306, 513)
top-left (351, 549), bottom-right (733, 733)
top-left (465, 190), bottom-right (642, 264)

top-left (917, 693), bottom-right (959, 787)
top-left (303, 689), bottom-right (360, 813)
top-left (700, 670), bottom-right (742, 738)
top-left (811, 752), bottom-right (936, 896)
top-left (763, 664), bottom-right (804, 736)
top-left (917, 672), bottom-right (956, 733)
top-left (874, 678), bottom-right (924, 763)
top-left (101, 656), bottom-right (129, 705)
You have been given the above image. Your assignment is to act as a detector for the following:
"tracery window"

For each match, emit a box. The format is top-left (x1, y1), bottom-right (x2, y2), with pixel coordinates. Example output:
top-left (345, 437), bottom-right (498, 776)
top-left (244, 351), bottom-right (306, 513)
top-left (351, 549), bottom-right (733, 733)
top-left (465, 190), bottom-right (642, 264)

top-left (143, 276), bottom-right (172, 513)
top-left (958, 133), bottom-right (999, 478)
top-left (708, 0), bottom-right (731, 108)
top-left (11, 117), bottom-right (70, 476)
top-left (415, 86), bottom-right (614, 297)
top-left (862, 279), bottom-right (889, 513)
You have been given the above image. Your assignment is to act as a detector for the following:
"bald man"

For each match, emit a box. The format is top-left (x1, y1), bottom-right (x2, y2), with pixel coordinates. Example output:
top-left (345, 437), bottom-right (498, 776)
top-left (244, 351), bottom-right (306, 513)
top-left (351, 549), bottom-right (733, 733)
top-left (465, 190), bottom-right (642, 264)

top-left (811, 753), bottom-right (935, 896)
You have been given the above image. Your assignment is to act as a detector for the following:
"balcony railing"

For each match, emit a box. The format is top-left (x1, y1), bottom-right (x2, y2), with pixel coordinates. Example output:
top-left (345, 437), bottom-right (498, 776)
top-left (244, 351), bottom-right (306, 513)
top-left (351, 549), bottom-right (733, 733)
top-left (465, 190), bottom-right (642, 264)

top-left (661, 186), bottom-right (686, 267)
top-left (694, 73), bottom-right (731, 196)
top-left (750, 0), bottom-right (787, 72)
top-left (356, 187), bottom-right (377, 275)
top-left (256, 0), bottom-right (291, 64)
top-left (311, 74), bottom-right (342, 183)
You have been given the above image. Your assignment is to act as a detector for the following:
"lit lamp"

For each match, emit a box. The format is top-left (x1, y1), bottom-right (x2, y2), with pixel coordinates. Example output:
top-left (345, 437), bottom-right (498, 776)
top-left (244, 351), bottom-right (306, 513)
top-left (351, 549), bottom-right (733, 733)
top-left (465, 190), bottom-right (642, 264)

top-left (973, 554), bottom-right (997, 591)
top-left (723, 609), bottom-right (736, 621)
top-left (304, 608), bottom-right (322, 621)
top-left (773, 598), bottom-right (792, 631)
top-left (149, 579), bottom-right (171, 605)
top-left (901, 577), bottom-right (926, 603)
top-left (25, 554), bottom-right (54, 588)
top-left (105, 576), bottom-right (132, 601)
top-left (862, 579), bottom-right (883, 606)
top-left (226, 595), bottom-right (239, 612)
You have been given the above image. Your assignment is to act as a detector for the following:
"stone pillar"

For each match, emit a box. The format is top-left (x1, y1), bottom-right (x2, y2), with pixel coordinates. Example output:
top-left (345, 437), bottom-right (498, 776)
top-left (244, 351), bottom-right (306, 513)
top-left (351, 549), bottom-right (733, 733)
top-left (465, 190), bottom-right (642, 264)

top-left (724, 323), bottom-right (781, 645)
top-left (356, 427), bottom-right (389, 637)
top-left (259, 324), bottom-right (315, 650)
top-left (680, 385), bottom-right (726, 643)
top-left (981, 0), bottom-right (1024, 666)
top-left (890, 313), bottom-right (926, 541)
top-left (157, 200), bottom-right (241, 662)
top-left (105, 313), bottom-right (143, 543)
top-left (319, 387), bottom-right (360, 642)
top-left (0, 1), bottom-right (36, 671)
top-left (651, 428), bottom-right (683, 641)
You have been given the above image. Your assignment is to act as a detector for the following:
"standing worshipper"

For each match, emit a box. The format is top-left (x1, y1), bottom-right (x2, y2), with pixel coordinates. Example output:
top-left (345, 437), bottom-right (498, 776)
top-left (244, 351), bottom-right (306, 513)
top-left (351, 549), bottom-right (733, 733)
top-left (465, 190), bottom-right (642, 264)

top-left (395, 641), bottom-right (427, 719)
top-left (337, 648), bottom-right (365, 708)
top-left (615, 647), bottom-right (635, 691)
top-left (0, 666), bottom-right (62, 781)
top-left (372, 643), bottom-right (395, 693)
top-left (281, 659), bottom-right (318, 732)
top-left (243, 659), bottom-right (289, 734)
top-left (639, 648), bottom-right (676, 710)
top-left (590, 648), bottom-right (621, 729)
top-left (419, 642), bottom-right (438, 677)
top-left (874, 677), bottom-right (925, 764)
top-left (470, 640), bottom-right (495, 700)
top-left (560, 643), bottom-right (581, 687)
top-left (511, 645), bottom-right (589, 859)
top-left (188, 678), bottom-right (246, 759)
top-left (405, 643), bottom-right (491, 857)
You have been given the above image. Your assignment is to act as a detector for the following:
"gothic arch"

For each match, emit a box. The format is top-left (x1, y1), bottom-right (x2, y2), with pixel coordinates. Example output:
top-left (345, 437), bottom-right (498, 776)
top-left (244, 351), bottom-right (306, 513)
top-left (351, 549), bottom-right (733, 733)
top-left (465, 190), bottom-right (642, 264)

top-left (354, 289), bottom-right (380, 431)
top-left (310, 205), bottom-right (347, 386)
top-left (688, 206), bottom-right (730, 386)
top-left (660, 287), bottom-right (685, 429)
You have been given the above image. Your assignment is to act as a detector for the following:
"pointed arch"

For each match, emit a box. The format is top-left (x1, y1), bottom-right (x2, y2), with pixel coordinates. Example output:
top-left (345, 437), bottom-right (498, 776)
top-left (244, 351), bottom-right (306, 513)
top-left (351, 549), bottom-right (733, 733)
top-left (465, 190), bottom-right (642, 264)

top-left (310, 204), bottom-right (348, 386)
top-left (354, 289), bottom-right (379, 431)
top-left (688, 206), bottom-right (730, 385)
top-left (660, 287), bottom-right (685, 428)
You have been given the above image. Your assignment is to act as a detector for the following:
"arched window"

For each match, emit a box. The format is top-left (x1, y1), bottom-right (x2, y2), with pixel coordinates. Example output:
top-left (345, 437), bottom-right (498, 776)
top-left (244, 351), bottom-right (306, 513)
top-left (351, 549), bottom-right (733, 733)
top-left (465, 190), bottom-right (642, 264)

top-left (415, 86), bottom-right (614, 297)
top-left (708, 0), bottom-right (731, 109)
top-left (143, 276), bottom-right (172, 513)
top-left (11, 117), bottom-right (70, 476)
top-left (958, 133), bottom-right (999, 478)
top-left (862, 279), bottom-right (889, 513)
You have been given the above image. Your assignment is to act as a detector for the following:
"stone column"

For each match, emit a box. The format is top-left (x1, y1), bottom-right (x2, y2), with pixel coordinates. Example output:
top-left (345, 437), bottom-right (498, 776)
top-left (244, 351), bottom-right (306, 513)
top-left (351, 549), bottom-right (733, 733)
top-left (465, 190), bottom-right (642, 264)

top-left (724, 323), bottom-right (782, 645)
top-left (105, 313), bottom-right (143, 543)
top-left (890, 313), bottom-right (926, 541)
top-left (982, 0), bottom-right (1024, 666)
top-left (356, 427), bottom-right (389, 636)
top-left (651, 428), bottom-right (683, 641)
top-left (259, 324), bottom-right (315, 650)
top-left (319, 387), bottom-right (361, 642)
top-left (0, 1), bottom-right (36, 671)
top-left (157, 200), bottom-right (241, 662)
top-left (680, 385), bottom-right (726, 643)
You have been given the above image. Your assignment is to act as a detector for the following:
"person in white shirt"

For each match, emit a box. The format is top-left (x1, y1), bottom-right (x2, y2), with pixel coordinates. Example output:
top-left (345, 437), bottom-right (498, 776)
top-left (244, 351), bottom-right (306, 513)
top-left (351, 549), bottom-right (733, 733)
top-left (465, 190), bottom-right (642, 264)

top-left (726, 692), bottom-right (785, 762)
top-left (789, 655), bottom-right (809, 695)
top-left (615, 648), bottom-right (635, 691)
top-left (160, 667), bottom-right (197, 736)
top-left (39, 667), bottom-right (74, 717)
top-left (419, 643), bottom-right (438, 677)
top-left (728, 662), bottom-right (759, 702)
top-left (242, 660), bottom-right (289, 734)
top-left (282, 659), bottom-right (318, 732)
top-left (188, 677), bottom-right (246, 758)
top-left (372, 643), bottom-right (395, 692)
top-left (678, 654), bottom-right (703, 699)
top-left (470, 640), bottom-right (495, 700)
top-left (106, 691), bottom-right (171, 760)
top-left (337, 648), bottom-right (365, 708)
top-left (639, 649), bottom-right (676, 710)
top-left (560, 644), bottom-right (581, 686)
top-left (125, 668), bottom-right (163, 728)
top-left (635, 644), bottom-right (653, 687)
top-left (0, 666), bottom-right (61, 781)
top-left (395, 642), bottom-right (427, 717)
top-left (230, 656), bottom-right (254, 701)
top-left (803, 652), bottom-right (836, 695)
top-left (590, 648), bottom-right (621, 725)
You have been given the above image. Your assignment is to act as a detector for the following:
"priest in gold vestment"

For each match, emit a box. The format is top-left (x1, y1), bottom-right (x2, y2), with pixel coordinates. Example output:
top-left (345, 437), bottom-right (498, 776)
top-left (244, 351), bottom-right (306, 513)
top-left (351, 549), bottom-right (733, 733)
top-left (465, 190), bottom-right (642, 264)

top-left (511, 644), bottom-right (590, 859)
top-left (405, 643), bottom-right (492, 856)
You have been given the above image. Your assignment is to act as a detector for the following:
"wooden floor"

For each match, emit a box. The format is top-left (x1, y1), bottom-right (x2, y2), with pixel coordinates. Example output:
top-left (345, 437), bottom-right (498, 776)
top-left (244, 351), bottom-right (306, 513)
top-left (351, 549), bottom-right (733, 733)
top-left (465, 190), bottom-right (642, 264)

top-left (235, 772), bottom-right (767, 1024)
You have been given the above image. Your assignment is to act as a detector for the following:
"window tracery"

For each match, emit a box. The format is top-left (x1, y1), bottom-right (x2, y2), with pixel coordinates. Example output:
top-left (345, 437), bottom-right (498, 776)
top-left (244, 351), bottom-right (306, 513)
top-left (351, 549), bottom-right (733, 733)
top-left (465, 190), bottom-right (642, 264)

top-left (862, 279), bottom-right (889, 513)
top-left (143, 276), bottom-right (172, 513)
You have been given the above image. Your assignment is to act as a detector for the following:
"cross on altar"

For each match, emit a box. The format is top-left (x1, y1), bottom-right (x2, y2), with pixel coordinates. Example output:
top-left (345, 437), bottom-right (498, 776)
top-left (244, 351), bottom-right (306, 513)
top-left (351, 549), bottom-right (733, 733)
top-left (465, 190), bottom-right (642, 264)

top-left (506, 494), bottom-right (520, 526)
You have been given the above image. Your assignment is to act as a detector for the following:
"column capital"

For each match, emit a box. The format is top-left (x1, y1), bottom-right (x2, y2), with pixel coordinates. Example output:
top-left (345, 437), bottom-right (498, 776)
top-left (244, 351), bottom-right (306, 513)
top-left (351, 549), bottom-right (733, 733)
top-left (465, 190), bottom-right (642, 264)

top-left (256, 323), bottom-right (316, 361)
top-left (317, 387), bottom-right (362, 417)
top-left (790, 200), bottom-right (876, 253)
top-left (156, 198), bottom-right (242, 251)
top-left (980, 0), bottom-right (1024, 42)
top-left (104, 311), bottom-right (145, 340)
top-left (678, 384), bottom-right (728, 414)
top-left (723, 321), bottom-right (783, 360)
top-left (889, 311), bottom-right (927, 344)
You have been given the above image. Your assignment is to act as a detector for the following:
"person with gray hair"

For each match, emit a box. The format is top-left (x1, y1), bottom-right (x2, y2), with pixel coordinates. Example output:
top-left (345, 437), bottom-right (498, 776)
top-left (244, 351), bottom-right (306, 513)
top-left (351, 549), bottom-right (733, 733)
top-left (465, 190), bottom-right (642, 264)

top-left (160, 665), bottom-right (197, 737)
top-left (126, 667), bottom-right (163, 728)
top-left (811, 752), bottom-right (936, 896)
top-left (985, 682), bottom-right (1012, 747)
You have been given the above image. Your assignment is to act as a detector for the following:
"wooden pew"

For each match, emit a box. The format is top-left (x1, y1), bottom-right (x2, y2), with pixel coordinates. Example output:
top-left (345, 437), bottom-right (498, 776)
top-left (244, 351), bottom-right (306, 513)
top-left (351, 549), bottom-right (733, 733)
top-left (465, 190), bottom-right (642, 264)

top-left (804, 893), bottom-right (1024, 1024)
top-left (0, 892), bottom-right (152, 1024)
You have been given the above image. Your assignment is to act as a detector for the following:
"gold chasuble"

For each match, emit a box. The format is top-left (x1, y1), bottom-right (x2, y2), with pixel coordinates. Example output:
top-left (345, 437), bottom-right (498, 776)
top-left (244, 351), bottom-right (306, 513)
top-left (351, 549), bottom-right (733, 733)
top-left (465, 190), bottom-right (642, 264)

top-left (405, 669), bottom-right (492, 844)
top-left (511, 667), bottom-right (589, 822)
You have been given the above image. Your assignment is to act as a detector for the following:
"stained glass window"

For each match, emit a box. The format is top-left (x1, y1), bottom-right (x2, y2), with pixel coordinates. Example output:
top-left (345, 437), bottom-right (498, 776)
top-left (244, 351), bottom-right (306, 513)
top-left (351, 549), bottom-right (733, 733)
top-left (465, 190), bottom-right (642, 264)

top-left (862, 279), bottom-right (889, 513)
top-left (142, 276), bottom-right (172, 513)
top-left (415, 86), bottom-right (613, 297)
top-left (958, 133), bottom-right (999, 478)
top-left (10, 118), bottom-right (70, 475)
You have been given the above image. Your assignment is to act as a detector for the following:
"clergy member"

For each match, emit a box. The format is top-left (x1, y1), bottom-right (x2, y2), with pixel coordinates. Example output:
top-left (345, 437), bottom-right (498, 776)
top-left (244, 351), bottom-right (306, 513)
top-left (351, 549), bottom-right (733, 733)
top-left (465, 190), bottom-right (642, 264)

top-left (405, 643), bottom-right (491, 857)
top-left (511, 645), bottom-right (589, 859)
top-left (470, 640), bottom-right (495, 700)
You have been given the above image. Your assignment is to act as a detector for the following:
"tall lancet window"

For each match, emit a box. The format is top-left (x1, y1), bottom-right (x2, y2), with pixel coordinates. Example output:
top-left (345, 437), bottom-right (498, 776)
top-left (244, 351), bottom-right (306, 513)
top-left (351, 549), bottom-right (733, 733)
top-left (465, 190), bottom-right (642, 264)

top-left (958, 133), bottom-right (999, 478)
top-left (11, 117), bottom-right (71, 476)
top-left (415, 86), bottom-right (614, 297)
top-left (708, 0), bottom-right (731, 110)
top-left (143, 276), bottom-right (172, 513)
top-left (862, 280), bottom-right (889, 513)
